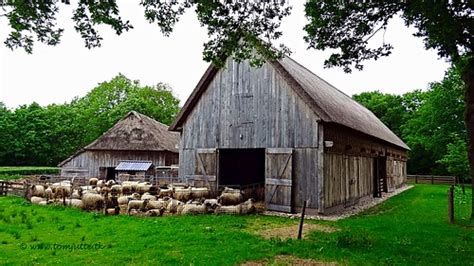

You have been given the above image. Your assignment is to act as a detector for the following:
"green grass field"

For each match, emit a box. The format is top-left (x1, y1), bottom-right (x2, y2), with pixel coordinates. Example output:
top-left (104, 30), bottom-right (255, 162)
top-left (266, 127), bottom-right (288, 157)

top-left (0, 184), bottom-right (472, 265)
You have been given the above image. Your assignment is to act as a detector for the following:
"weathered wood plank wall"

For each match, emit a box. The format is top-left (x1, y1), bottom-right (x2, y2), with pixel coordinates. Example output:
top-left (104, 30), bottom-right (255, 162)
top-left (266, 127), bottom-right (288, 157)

top-left (179, 58), bottom-right (321, 209)
top-left (61, 150), bottom-right (178, 178)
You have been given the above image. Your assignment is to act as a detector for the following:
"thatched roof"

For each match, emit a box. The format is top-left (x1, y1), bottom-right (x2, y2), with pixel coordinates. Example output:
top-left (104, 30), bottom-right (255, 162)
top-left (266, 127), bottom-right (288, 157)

top-left (59, 111), bottom-right (179, 167)
top-left (169, 56), bottom-right (408, 150)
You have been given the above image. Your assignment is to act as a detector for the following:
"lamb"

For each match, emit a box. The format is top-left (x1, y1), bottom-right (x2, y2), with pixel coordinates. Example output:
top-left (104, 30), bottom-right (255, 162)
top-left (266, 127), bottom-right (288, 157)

top-left (131, 193), bottom-right (141, 200)
top-left (88, 178), bottom-right (98, 186)
top-left (180, 203), bottom-right (207, 215)
top-left (191, 187), bottom-right (210, 199)
top-left (218, 187), bottom-right (243, 206)
top-left (174, 187), bottom-right (192, 202)
top-left (31, 185), bottom-right (45, 197)
top-left (71, 189), bottom-right (81, 199)
top-left (141, 193), bottom-right (157, 201)
top-left (30, 196), bottom-right (45, 204)
top-left (82, 193), bottom-right (104, 211)
top-left (127, 199), bottom-right (150, 214)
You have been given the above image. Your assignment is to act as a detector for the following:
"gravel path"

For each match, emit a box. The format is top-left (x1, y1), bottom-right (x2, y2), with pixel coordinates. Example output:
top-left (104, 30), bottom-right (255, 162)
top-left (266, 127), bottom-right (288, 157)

top-left (263, 184), bottom-right (413, 221)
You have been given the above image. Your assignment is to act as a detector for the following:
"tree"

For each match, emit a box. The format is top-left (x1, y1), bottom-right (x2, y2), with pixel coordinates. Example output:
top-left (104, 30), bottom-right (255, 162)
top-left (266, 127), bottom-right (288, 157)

top-left (304, 1), bottom-right (474, 219)
top-left (1, 0), bottom-right (291, 67)
top-left (353, 91), bottom-right (407, 137)
top-left (72, 74), bottom-right (180, 146)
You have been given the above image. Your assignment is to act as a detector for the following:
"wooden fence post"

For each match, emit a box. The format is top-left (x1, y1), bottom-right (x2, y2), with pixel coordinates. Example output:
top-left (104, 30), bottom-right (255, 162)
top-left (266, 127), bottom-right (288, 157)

top-left (298, 200), bottom-right (307, 240)
top-left (415, 175), bottom-right (418, 184)
top-left (431, 175), bottom-right (434, 184)
top-left (448, 186), bottom-right (454, 224)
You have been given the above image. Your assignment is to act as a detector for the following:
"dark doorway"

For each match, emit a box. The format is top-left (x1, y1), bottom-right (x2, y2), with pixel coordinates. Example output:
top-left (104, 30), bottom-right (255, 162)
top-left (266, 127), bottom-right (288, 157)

top-left (373, 156), bottom-right (387, 197)
top-left (218, 149), bottom-right (265, 186)
top-left (106, 167), bottom-right (116, 180)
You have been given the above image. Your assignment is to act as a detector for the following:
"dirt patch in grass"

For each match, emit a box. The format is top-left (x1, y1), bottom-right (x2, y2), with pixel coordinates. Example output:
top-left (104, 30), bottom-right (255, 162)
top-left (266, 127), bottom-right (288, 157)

top-left (257, 224), bottom-right (338, 239)
top-left (241, 255), bottom-right (338, 266)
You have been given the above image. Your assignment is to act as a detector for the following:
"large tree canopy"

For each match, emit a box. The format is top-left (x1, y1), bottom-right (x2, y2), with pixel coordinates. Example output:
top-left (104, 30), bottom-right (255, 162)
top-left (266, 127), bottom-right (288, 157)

top-left (0, 74), bottom-right (180, 166)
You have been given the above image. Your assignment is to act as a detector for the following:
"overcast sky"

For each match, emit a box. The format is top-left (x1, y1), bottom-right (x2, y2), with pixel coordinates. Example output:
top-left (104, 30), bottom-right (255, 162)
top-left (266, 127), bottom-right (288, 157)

top-left (0, 2), bottom-right (450, 108)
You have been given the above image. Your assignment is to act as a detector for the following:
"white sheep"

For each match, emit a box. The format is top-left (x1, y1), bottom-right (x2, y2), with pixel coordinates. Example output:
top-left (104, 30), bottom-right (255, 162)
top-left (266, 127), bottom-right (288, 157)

top-left (30, 196), bottom-right (45, 204)
top-left (204, 199), bottom-right (219, 210)
top-left (147, 199), bottom-right (168, 210)
top-left (89, 178), bottom-right (98, 186)
top-left (174, 187), bottom-right (192, 202)
top-left (141, 193), bottom-right (156, 201)
top-left (166, 199), bottom-right (183, 214)
top-left (181, 203), bottom-right (207, 215)
top-left (191, 187), bottom-right (210, 199)
top-left (82, 193), bottom-right (104, 211)
top-left (110, 184), bottom-right (122, 194)
top-left (239, 199), bottom-right (256, 215)
top-left (159, 188), bottom-right (173, 198)
top-left (145, 208), bottom-right (165, 217)
top-left (215, 204), bottom-right (241, 215)
top-left (44, 187), bottom-right (53, 199)
top-left (31, 185), bottom-right (45, 197)
top-left (68, 199), bottom-right (84, 209)
top-left (218, 187), bottom-right (243, 205)
top-left (137, 183), bottom-right (151, 194)
top-left (117, 195), bottom-right (131, 205)
top-left (127, 199), bottom-right (149, 214)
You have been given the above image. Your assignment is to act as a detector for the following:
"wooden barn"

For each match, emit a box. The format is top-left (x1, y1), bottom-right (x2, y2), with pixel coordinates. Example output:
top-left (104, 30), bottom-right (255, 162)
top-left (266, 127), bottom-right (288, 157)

top-left (169, 56), bottom-right (409, 214)
top-left (59, 111), bottom-right (179, 179)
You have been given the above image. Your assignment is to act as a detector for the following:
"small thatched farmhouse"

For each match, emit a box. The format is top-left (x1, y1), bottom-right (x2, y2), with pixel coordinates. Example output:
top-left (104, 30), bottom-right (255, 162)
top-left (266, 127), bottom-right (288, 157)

top-left (59, 111), bottom-right (179, 179)
top-left (169, 56), bottom-right (408, 214)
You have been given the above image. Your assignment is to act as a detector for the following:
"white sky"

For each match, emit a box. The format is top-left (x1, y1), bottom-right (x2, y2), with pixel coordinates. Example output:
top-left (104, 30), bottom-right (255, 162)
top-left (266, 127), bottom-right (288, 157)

top-left (0, 2), bottom-right (450, 108)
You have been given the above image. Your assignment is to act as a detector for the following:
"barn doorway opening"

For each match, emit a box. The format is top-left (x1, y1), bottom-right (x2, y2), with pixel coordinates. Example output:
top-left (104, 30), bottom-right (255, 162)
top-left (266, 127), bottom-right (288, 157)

top-left (373, 156), bottom-right (387, 197)
top-left (218, 148), bottom-right (265, 200)
top-left (106, 167), bottom-right (116, 181)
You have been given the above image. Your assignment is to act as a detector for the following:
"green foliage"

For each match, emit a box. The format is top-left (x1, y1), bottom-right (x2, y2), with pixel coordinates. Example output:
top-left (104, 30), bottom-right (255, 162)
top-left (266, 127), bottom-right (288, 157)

top-left (304, 1), bottom-right (472, 72)
top-left (0, 167), bottom-right (59, 176)
top-left (438, 137), bottom-right (470, 182)
top-left (2, 1), bottom-right (291, 67)
top-left (0, 185), bottom-right (472, 265)
top-left (354, 65), bottom-right (469, 178)
top-left (0, 74), bottom-right (180, 167)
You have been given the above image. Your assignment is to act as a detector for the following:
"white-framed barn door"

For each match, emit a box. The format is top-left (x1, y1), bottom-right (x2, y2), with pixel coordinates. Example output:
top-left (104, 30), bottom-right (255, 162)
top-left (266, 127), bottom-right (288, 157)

top-left (265, 148), bottom-right (293, 212)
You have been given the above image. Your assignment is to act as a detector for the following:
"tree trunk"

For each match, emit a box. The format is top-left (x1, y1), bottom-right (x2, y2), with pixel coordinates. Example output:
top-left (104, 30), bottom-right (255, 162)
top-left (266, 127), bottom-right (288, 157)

top-left (461, 56), bottom-right (474, 221)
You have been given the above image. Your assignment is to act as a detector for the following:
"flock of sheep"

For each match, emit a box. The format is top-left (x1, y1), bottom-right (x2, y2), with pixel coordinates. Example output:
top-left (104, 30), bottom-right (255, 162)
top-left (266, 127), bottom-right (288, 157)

top-left (27, 178), bottom-right (259, 217)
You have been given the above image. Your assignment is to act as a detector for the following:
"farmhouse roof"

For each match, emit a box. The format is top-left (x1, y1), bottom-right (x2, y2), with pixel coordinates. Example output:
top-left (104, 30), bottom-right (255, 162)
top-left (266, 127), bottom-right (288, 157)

top-left (58, 111), bottom-right (179, 167)
top-left (169, 56), bottom-right (409, 150)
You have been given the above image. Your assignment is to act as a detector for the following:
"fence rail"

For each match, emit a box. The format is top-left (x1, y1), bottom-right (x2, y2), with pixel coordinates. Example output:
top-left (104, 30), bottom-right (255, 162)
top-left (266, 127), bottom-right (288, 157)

top-left (407, 175), bottom-right (456, 185)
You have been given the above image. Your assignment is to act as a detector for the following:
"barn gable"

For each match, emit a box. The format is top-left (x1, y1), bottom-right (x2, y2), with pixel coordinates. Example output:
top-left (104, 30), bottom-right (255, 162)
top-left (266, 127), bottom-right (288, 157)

top-left (58, 111), bottom-right (179, 178)
top-left (170, 56), bottom-right (408, 151)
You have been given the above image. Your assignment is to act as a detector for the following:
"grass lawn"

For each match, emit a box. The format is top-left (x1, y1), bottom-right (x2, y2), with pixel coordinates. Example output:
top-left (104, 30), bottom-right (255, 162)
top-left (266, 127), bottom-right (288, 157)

top-left (0, 184), bottom-right (472, 265)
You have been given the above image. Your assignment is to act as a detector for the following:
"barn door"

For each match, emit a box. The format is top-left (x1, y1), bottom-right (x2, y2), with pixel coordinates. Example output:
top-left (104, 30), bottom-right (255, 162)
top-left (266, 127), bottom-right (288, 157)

top-left (194, 149), bottom-right (218, 194)
top-left (265, 148), bottom-right (293, 212)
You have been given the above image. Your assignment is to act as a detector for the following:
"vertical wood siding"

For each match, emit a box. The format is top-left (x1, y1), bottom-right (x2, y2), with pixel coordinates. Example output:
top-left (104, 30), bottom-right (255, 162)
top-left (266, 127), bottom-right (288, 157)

top-left (178, 58), bottom-right (321, 209)
top-left (60, 150), bottom-right (178, 178)
top-left (323, 153), bottom-right (374, 209)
